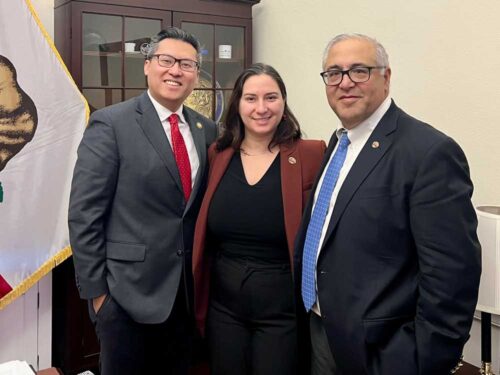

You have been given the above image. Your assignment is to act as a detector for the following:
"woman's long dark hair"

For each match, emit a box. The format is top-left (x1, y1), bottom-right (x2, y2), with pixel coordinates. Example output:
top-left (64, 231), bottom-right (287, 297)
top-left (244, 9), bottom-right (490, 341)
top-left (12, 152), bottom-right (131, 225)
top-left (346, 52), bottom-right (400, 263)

top-left (216, 63), bottom-right (302, 152)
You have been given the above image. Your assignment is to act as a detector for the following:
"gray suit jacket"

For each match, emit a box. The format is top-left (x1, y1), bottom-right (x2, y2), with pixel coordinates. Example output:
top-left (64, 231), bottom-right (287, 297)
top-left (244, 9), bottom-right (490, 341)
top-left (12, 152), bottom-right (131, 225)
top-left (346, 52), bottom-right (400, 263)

top-left (69, 91), bottom-right (217, 324)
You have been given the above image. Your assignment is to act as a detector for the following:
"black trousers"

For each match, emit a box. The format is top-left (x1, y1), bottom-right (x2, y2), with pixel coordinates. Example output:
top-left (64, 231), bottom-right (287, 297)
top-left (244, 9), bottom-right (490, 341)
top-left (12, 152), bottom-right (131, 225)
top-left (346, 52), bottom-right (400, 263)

top-left (88, 283), bottom-right (192, 375)
top-left (310, 312), bottom-right (341, 375)
top-left (207, 254), bottom-right (298, 375)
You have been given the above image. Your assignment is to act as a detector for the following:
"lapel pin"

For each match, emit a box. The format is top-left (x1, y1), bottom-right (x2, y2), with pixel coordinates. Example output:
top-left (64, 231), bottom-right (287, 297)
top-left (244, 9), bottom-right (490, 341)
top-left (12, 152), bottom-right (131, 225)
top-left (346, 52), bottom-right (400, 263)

top-left (196, 122), bottom-right (203, 129)
top-left (372, 141), bottom-right (380, 149)
top-left (288, 156), bottom-right (297, 165)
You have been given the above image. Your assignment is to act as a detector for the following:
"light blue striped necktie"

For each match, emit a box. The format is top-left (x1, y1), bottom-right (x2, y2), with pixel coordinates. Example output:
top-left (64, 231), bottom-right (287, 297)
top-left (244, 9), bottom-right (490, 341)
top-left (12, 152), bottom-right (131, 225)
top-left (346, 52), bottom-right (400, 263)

top-left (302, 130), bottom-right (350, 311)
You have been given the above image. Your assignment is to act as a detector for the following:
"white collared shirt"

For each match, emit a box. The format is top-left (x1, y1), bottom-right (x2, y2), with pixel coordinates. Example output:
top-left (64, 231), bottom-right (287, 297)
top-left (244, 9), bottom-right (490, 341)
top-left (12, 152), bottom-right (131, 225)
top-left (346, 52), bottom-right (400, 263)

top-left (147, 91), bottom-right (200, 187)
top-left (311, 95), bottom-right (392, 315)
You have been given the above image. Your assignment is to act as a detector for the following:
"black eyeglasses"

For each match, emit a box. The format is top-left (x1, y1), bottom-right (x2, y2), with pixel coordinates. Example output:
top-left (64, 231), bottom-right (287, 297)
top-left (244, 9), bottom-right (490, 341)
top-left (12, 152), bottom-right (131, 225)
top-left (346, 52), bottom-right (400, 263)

top-left (320, 66), bottom-right (385, 86)
top-left (150, 54), bottom-right (199, 72)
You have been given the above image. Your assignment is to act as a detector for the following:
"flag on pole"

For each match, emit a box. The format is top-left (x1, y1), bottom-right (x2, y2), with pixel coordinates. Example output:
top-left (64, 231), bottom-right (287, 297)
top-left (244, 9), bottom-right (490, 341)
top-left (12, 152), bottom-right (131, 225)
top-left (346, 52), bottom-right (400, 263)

top-left (0, 0), bottom-right (88, 309)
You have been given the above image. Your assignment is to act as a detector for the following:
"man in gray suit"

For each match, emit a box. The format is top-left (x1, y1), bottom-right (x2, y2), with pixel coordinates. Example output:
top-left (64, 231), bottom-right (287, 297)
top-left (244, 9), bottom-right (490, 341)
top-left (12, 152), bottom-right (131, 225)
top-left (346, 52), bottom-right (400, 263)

top-left (69, 27), bottom-right (217, 374)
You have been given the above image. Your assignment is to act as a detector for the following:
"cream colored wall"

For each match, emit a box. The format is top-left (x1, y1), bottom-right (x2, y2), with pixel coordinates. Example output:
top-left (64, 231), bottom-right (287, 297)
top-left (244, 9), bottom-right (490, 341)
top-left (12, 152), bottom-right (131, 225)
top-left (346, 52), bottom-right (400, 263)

top-left (253, 0), bottom-right (500, 207)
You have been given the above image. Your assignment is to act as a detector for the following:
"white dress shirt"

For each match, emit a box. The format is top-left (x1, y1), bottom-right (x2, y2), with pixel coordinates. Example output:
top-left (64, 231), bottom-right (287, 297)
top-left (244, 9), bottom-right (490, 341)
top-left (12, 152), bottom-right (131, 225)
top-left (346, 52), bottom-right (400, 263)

top-left (147, 91), bottom-right (200, 187)
top-left (311, 96), bottom-right (392, 315)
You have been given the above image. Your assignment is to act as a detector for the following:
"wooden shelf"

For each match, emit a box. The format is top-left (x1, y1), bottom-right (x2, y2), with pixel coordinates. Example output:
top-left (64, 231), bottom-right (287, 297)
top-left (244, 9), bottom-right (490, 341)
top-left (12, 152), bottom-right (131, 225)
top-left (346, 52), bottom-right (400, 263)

top-left (82, 51), bottom-right (145, 58)
top-left (83, 50), bottom-right (121, 57)
top-left (216, 58), bottom-right (243, 63)
top-left (125, 52), bottom-right (145, 58)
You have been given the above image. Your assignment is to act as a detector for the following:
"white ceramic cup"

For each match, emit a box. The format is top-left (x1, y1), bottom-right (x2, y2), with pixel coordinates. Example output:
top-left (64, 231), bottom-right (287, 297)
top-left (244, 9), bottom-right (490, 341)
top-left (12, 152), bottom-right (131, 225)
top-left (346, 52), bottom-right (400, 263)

top-left (125, 42), bottom-right (135, 53)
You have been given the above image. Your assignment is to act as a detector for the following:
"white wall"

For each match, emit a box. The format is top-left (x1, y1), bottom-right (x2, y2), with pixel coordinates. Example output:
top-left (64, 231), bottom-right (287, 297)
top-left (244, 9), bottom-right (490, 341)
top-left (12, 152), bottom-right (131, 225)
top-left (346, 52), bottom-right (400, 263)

top-left (253, 0), bottom-right (500, 371)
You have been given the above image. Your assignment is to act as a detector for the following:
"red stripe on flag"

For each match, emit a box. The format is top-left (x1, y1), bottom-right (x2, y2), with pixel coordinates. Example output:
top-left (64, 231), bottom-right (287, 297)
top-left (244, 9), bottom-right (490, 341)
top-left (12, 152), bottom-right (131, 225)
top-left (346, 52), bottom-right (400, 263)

top-left (0, 274), bottom-right (13, 298)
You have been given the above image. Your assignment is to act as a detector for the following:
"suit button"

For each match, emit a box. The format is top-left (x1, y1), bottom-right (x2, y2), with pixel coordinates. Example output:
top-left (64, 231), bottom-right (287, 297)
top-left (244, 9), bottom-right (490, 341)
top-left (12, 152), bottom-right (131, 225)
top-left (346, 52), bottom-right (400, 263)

top-left (177, 249), bottom-right (184, 256)
top-left (320, 270), bottom-right (327, 275)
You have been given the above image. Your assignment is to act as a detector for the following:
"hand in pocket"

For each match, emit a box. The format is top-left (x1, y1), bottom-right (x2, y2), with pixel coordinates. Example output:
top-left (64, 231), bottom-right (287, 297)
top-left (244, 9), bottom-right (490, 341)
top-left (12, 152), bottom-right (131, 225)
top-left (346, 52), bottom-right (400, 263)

top-left (92, 294), bottom-right (108, 314)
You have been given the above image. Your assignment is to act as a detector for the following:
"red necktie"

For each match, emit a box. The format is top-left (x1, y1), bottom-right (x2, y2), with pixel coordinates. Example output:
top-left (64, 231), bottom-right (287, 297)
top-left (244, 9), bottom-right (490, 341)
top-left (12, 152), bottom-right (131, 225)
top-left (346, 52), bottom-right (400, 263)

top-left (168, 114), bottom-right (192, 201)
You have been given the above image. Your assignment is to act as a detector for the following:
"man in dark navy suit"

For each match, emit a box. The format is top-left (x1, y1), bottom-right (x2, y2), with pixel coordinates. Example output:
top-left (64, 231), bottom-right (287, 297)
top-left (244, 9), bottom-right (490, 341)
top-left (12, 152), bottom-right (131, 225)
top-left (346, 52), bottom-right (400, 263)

top-left (295, 33), bottom-right (481, 375)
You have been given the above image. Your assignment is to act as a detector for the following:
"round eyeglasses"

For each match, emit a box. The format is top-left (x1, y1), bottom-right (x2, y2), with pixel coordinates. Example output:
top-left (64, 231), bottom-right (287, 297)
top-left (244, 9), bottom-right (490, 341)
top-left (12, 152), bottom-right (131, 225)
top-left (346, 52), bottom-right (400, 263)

top-left (320, 66), bottom-right (385, 86)
top-left (150, 54), bottom-right (199, 72)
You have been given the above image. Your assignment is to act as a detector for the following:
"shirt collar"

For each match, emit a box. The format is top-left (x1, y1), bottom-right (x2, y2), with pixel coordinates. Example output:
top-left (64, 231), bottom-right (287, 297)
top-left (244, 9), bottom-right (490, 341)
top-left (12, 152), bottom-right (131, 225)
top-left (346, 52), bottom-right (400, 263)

top-left (147, 90), bottom-right (186, 125)
top-left (335, 95), bottom-right (392, 145)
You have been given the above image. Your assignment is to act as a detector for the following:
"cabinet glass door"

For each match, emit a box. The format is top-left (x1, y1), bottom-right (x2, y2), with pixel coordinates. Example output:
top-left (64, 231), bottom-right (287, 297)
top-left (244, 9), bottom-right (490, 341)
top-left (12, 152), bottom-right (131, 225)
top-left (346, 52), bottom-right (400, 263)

top-left (82, 13), bottom-right (162, 111)
top-left (215, 25), bottom-right (244, 89)
top-left (180, 18), bottom-right (249, 124)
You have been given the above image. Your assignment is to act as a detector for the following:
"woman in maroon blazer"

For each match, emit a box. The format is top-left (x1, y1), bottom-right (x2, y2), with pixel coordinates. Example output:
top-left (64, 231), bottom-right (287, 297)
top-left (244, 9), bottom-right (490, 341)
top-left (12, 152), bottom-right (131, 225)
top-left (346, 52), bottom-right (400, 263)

top-left (192, 63), bottom-right (325, 375)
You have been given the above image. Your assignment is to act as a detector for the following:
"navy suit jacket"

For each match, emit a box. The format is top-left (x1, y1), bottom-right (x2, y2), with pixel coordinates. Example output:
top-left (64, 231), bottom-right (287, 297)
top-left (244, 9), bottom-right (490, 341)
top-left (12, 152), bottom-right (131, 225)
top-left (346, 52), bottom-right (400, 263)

top-left (294, 101), bottom-right (481, 375)
top-left (69, 91), bottom-right (217, 324)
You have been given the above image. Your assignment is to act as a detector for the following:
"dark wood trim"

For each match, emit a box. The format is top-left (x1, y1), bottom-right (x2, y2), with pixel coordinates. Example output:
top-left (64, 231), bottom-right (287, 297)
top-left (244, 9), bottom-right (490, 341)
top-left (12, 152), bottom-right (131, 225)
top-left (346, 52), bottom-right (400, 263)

top-left (52, 259), bottom-right (100, 374)
top-left (202, 0), bottom-right (260, 4)
top-left (461, 361), bottom-right (480, 374)
top-left (54, 5), bottom-right (72, 66)
top-left (55, 0), bottom-right (255, 18)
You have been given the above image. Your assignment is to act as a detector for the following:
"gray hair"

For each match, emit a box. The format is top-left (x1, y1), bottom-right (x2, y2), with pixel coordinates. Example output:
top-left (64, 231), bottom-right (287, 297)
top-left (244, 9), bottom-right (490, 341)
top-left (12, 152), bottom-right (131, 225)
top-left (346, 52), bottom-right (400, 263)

top-left (141, 27), bottom-right (202, 67)
top-left (322, 33), bottom-right (389, 70)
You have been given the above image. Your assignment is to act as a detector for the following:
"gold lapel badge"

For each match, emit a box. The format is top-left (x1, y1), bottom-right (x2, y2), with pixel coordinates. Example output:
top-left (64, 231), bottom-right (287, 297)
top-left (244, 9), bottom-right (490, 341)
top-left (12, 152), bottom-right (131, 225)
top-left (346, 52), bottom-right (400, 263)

top-left (288, 156), bottom-right (297, 164)
top-left (196, 122), bottom-right (203, 129)
top-left (371, 141), bottom-right (380, 149)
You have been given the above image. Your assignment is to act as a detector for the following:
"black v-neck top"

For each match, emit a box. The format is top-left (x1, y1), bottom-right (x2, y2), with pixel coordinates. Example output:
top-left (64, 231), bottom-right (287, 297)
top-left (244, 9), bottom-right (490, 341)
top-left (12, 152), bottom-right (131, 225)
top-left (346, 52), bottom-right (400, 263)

top-left (207, 153), bottom-right (289, 263)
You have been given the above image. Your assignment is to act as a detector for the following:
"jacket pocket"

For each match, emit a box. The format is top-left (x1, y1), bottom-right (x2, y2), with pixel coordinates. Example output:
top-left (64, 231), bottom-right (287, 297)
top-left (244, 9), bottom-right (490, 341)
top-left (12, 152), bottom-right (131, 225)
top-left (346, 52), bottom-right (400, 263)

top-left (363, 315), bottom-right (413, 345)
top-left (356, 185), bottom-right (399, 199)
top-left (106, 241), bottom-right (146, 262)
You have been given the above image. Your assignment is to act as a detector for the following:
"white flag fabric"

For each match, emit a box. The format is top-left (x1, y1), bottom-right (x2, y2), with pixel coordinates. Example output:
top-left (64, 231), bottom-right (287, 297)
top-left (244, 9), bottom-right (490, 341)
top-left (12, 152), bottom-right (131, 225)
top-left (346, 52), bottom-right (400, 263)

top-left (0, 0), bottom-right (87, 308)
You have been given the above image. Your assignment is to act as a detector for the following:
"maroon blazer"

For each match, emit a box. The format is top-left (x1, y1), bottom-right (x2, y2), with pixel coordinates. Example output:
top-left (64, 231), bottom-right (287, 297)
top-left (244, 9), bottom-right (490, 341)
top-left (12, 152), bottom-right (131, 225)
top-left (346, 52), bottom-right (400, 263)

top-left (192, 139), bottom-right (326, 335)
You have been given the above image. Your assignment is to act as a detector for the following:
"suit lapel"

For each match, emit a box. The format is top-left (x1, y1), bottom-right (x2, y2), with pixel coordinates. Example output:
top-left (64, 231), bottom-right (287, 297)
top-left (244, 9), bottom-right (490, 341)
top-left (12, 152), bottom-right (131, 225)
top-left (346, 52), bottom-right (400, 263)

top-left (301, 135), bottom-right (337, 225)
top-left (183, 107), bottom-right (208, 211)
top-left (280, 142), bottom-right (303, 260)
top-left (322, 102), bottom-right (400, 244)
top-left (295, 136), bottom-right (337, 258)
top-left (136, 92), bottom-right (184, 196)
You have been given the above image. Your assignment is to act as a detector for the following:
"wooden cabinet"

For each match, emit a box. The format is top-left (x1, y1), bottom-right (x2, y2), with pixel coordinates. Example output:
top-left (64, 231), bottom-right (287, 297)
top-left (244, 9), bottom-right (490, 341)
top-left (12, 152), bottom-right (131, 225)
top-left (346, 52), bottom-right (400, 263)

top-left (54, 0), bottom-right (256, 123)
top-left (53, 1), bottom-right (258, 373)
